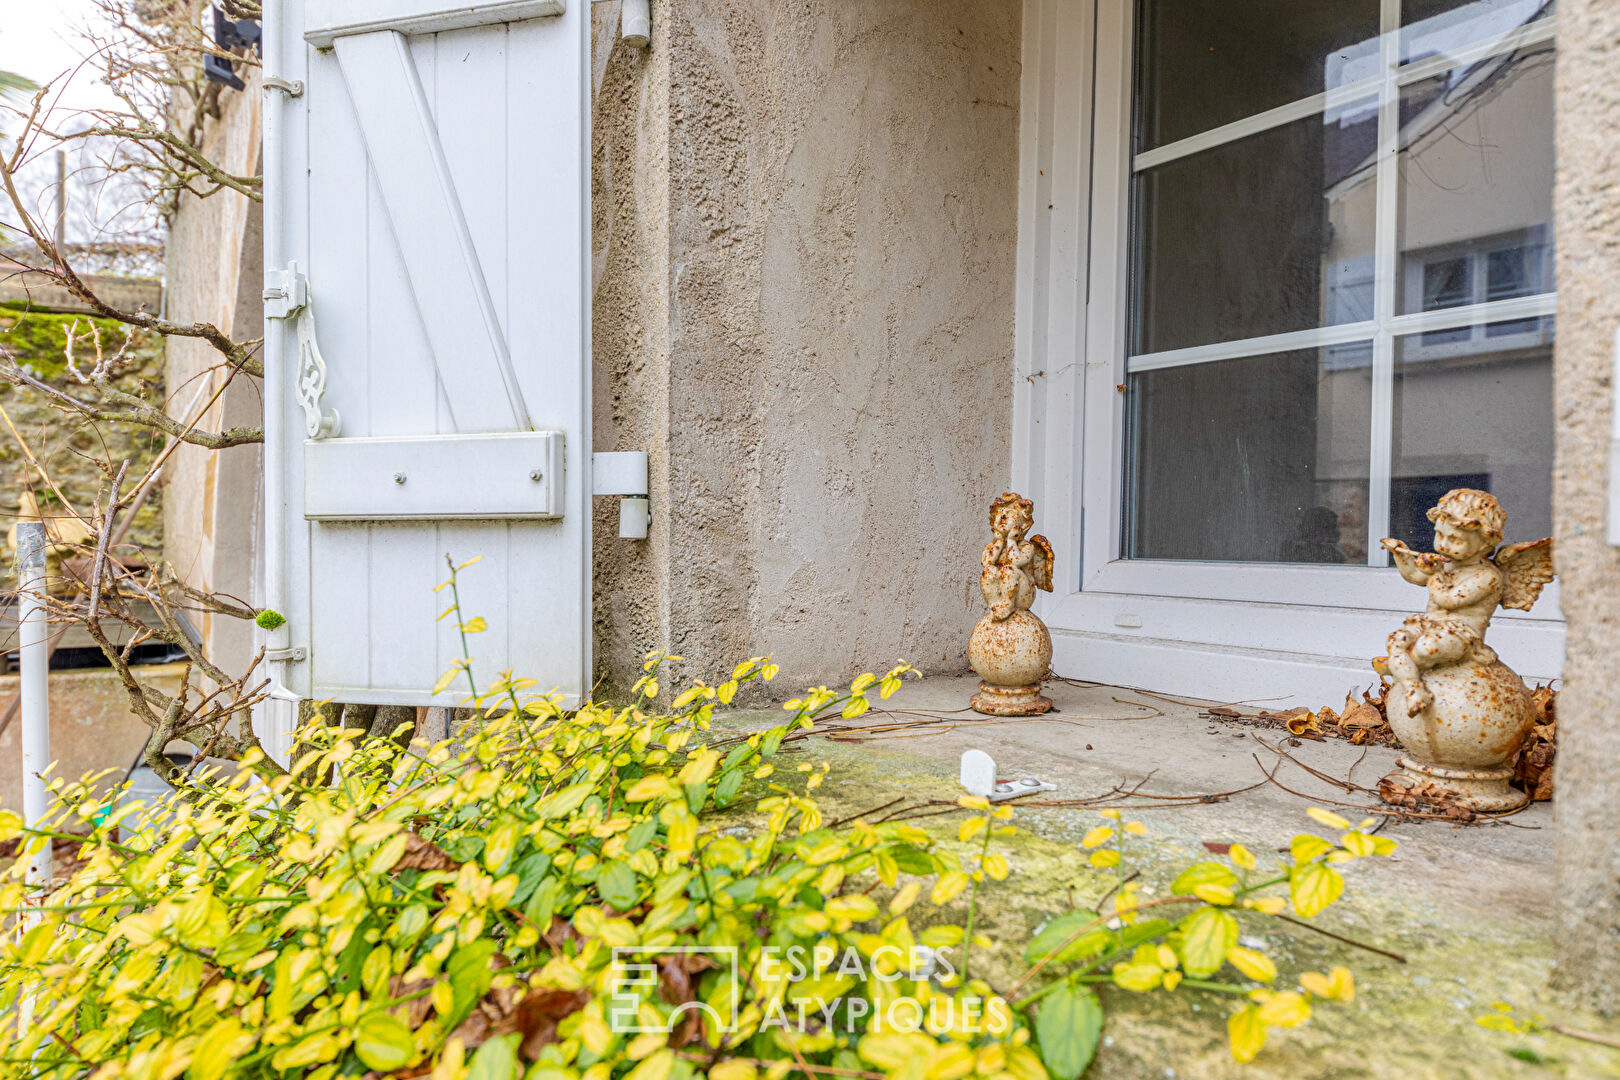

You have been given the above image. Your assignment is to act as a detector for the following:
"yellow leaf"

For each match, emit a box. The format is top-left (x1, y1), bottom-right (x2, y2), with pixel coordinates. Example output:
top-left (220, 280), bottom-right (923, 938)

top-left (1242, 896), bottom-right (1286, 915)
top-left (931, 872), bottom-right (969, 905)
top-left (983, 854), bottom-right (1009, 881)
top-left (1089, 849), bottom-right (1120, 869)
top-left (1124, 821), bottom-right (1147, 836)
top-left (958, 817), bottom-right (987, 843)
top-left (1306, 807), bottom-right (1352, 830)
top-left (1098, 809), bottom-right (1121, 819)
top-left (1257, 990), bottom-right (1311, 1028)
top-left (879, 676), bottom-right (902, 699)
top-left (1228, 843), bottom-right (1256, 869)
top-left (889, 881), bottom-right (922, 915)
top-left (1227, 1005), bottom-right (1267, 1063)
top-left (1226, 946), bottom-right (1276, 983)
top-left (1111, 962), bottom-right (1162, 992)
top-left (1289, 862), bottom-right (1345, 918)
top-left (716, 681), bottom-right (739, 705)
top-left (710, 1062), bottom-right (758, 1080)
top-left (1162, 970), bottom-right (1183, 991)
top-left (1193, 883), bottom-right (1234, 905)
top-left (1290, 834), bottom-right (1334, 863)
top-left (624, 776), bottom-right (677, 802)
top-left (957, 795), bottom-right (991, 812)
top-left (671, 687), bottom-right (703, 709)
top-left (851, 673), bottom-right (877, 694)
top-left (1341, 831), bottom-right (1377, 857)
top-left (1082, 826), bottom-right (1115, 849)
top-left (456, 555), bottom-right (484, 570)
top-left (1300, 966), bottom-right (1355, 1002)
top-left (462, 616), bottom-right (487, 633)
top-left (625, 1049), bottom-right (675, 1080)
top-left (1371, 836), bottom-right (1398, 856)
top-left (431, 669), bottom-right (460, 696)
top-left (841, 696), bottom-right (870, 719)
top-left (763, 663), bottom-right (780, 681)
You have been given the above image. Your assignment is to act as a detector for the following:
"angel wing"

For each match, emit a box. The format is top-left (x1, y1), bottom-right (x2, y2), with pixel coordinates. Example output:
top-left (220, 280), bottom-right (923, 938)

top-left (1493, 537), bottom-right (1555, 611)
top-left (1028, 534), bottom-right (1055, 593)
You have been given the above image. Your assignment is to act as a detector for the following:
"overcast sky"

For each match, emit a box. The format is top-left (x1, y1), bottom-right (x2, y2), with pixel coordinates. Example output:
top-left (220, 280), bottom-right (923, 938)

top-left (0, 0), bottom-right (122, 113)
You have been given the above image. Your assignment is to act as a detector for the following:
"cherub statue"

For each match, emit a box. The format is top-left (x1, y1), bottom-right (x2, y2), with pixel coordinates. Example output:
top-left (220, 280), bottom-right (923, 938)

top-left (969, 493), bottom-right (1057, 716)
top-left (1380, 488), bottom-right (1553, 715)
top-left (980, 492), bottom-right (1054, 621)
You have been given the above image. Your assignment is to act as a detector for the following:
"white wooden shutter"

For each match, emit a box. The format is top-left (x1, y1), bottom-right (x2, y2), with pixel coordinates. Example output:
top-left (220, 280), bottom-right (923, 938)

top-left (263, 0), bottom-right (590, 705)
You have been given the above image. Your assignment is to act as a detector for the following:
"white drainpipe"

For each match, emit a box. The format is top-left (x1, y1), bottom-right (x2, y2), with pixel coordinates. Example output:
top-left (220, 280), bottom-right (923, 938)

top-left (15, 521), bottom-right (51, 890)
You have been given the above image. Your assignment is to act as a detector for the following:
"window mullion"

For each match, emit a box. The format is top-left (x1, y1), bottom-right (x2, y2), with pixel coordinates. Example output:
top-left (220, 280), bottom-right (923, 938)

top-left (1367, 0), bottom-right (1401, 567)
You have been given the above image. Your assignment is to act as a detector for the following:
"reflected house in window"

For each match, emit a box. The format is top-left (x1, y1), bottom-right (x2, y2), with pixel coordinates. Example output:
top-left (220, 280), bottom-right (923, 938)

top-left (1320, 8), bottom-right (1555, 553)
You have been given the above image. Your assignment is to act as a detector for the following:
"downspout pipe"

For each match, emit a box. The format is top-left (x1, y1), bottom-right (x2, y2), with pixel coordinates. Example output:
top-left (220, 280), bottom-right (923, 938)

top-left (261, 0), bottom-right (289, 666)
top-left (16, 521), bottom-right (50, 890)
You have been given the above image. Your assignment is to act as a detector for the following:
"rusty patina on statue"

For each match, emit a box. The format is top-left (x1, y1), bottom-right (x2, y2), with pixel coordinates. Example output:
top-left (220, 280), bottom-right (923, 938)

top-left (969, 493), bottom-right (1055, 716)
top-left (1377, 488), bottom-right (1554, 811)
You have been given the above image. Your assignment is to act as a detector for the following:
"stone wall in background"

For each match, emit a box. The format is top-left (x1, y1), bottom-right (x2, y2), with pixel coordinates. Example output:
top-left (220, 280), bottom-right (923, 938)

top-left (0, 301), bottom-right (165, 553)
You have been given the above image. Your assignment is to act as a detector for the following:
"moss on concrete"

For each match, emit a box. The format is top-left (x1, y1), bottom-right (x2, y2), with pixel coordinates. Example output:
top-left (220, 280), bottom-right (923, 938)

top-left (736, 719), bottom-right (1620, 1079)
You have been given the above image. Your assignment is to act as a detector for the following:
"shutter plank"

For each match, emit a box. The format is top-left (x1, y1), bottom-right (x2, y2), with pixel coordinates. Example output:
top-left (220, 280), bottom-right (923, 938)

top-left (333, 30), bottom-right (531, 433)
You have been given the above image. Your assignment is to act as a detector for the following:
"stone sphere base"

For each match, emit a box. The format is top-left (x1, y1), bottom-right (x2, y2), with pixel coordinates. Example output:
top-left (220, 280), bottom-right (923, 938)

top-left (970, 681), bottom-right (1053, 717)
top-left (1381, 757), bottom-right (1529, 813)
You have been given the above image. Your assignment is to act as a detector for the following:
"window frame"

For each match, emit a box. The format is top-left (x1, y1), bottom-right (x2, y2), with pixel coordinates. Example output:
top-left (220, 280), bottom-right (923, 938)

top-left (1014, 0), bottom-right (1564, 699)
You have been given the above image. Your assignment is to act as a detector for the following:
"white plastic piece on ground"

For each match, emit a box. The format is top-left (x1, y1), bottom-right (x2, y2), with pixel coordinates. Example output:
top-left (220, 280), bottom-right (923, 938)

top-left (991, 777), bottom-right (1057, 802)
top-left (960, 748), bottom-right (996, 797)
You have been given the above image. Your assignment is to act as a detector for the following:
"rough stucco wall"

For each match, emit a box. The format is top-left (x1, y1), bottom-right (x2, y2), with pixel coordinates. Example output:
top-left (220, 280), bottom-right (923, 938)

top-left (1551, 3), bottom-right (1620, 1012)
top-left (163, 79), bottom-right (263, 679)
top-left (653, 0), bottom-right (1020, 688)
top-left (592, 0), bottom-right (674, 689)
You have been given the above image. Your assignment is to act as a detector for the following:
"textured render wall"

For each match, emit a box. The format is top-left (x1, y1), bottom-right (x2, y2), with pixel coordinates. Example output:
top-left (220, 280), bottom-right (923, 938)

top-left (1551, 3), bottom-right (1620, 1011)
top-left (162, 80), bottom-right (264, 679)
top-left (592, 0), bottom-right (674, 688)
top-left (638, 0), bottom-right (1021, 688)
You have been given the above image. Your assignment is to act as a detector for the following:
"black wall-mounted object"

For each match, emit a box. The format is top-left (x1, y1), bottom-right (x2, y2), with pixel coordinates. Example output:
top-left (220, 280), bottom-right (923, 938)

top-left (204, 7), bottom-right (262, 91)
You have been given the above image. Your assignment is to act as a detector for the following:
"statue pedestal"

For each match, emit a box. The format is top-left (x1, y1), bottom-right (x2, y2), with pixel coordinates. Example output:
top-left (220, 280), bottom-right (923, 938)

top-left (1380, 758), bottom-right (1527, 813)
top-left (1380, 659), bottom-right (1535, 813)
top-left (968, 610), bottom-right (1053, 717)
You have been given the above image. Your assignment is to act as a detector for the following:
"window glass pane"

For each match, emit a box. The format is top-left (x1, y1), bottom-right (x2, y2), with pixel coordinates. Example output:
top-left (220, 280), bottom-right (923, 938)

top-left (1390, 318), bottom-right (1553, 550)
top-left (1131, 101), bottom-right (1377, 355)
top-left (1401, 0), bottom-right (1554, 66)
top-left (1136, 0), bottom-right (1380, 151)
top-left (1396, 44), bottom-right (1554, 314)
top-left (1125, 346), bottom-right (1372, 563)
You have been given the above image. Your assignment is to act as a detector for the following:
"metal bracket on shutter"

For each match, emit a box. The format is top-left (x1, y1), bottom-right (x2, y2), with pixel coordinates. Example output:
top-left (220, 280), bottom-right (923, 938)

top-left (264, 261), bottom-right (341, 439)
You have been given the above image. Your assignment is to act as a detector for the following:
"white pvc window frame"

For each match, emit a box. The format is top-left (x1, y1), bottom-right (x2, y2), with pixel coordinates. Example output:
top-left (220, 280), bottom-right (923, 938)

top-left (1081, 0), bottom-right (1559, 606)
top-left (1012, 0), bottom-right (1565, 698)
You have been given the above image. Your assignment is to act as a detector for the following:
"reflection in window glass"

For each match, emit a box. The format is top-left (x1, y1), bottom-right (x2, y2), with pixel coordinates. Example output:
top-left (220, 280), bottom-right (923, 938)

top-left (1397, 45), bottom-right (1555, 314)
top-left (1132, 101), bottom-right (1377, 355)
top-left (1401, 0), bottom-right (1554, 65)
top-left (1135, 0), bottom-right (1379, 150)
top-left (1390, 319), bottom-right (1553, 550)
top-left (1125, 346), bottom-right (1372, 563)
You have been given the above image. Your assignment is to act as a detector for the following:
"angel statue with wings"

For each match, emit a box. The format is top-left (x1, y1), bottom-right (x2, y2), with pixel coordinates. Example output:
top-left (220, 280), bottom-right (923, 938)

top-left (1376, 488), bottom-right (1554, 811)
top-left (968, 493), bottom-right (1057, 716)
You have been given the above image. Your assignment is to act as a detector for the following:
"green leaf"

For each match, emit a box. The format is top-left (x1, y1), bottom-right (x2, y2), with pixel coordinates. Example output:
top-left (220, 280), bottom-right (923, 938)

top-left (468, 1033), bottom-right (521, 1080)
top-left (524, 876), bottom-right (561, 929)
top-left (625, 818), bottom-right (659, 852)
top-left (1024, 911), bottom-right (1110, 965)
top-left (353, 1012), bottom-right (415, 1072)
top-left (1115, 918), bottom-right (1174, 951)
top-left (1171, 861), bottom-right (1240, 896)
top-left (714, 768), bottom-right (744, 808)
top-left (1180, 907), bottom-right (1239, 977)
top-left (537, 783), bottom-right (593, 820)
top-left (597, 860), bottom-right (640, 910)
top-left (254, 609), bottom-right (287, 630)
top-left (447, 940), bottom-right (499, 1026)
top-left (888, 843), bottom-right (936, 876)
top-left (721, 744), bottom-right (754, 771)
top-left (1289, 861), bottom-right (1345, 917)
top-left (1035, 982), bottom-right (1103, 1080)
top-left (511, 852), bottom-right (553, 905)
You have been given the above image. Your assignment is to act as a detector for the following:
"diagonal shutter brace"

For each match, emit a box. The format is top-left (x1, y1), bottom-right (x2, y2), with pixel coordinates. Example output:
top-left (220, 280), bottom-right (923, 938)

top-left (264, 261), bottom-right (341, 439)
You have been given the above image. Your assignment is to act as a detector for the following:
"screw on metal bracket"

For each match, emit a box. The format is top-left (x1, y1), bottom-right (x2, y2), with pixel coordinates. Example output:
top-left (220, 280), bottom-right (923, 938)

top-left (393, 473), bottom-right (407, 485)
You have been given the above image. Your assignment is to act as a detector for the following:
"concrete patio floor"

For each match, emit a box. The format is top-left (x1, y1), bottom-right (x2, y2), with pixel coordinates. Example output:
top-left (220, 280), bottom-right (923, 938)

top-left (722, 673), bottom-right (1617, 1080)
